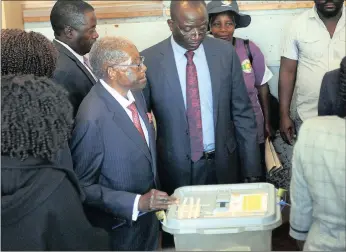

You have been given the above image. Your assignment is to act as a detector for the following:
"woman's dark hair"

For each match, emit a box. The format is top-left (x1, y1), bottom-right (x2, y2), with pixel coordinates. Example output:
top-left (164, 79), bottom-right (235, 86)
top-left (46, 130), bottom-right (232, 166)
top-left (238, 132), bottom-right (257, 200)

top-left (1, 29), bottom-right (58, 77)
top-left (339, 56), bottom-right (346, 117)
top-left (1, 75), bottom-right (73, 161)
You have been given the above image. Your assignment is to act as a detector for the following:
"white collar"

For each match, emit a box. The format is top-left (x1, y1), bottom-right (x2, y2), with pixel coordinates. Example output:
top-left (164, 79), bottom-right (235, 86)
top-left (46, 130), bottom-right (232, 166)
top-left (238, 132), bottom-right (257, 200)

top-left (54, 39), bottom-right (85, 63)
top-left (170, 36), bottom-right (205, 61)
top-left (99, 79), bottom-right (135, 109)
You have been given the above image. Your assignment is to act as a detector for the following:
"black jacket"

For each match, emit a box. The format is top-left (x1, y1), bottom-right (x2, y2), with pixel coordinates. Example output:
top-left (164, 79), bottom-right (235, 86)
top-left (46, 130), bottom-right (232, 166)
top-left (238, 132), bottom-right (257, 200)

top-left (318, 68), bottom-right (345, 117)
top-left (1, 151), bottom-right (110, 251)
top-left (52, 40), bottom-right (97, 116)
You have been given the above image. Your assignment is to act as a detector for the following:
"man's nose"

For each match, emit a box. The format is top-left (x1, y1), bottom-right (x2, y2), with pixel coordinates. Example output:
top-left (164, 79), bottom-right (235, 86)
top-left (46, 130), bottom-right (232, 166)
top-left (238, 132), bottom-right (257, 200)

top-left (191, 29), bottom-right (202, 39)
top-left (93, 31), bottom-right (99, 39)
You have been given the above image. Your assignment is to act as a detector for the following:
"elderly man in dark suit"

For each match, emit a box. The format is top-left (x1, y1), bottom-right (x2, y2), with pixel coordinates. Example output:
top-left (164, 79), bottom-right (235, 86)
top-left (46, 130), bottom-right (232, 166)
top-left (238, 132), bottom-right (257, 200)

top-left (141, 0), bottom-right (261, 196)
top-left (70, 36), bottom-right (176, 251)
top-left (50, 0), bottom-right (99, 116)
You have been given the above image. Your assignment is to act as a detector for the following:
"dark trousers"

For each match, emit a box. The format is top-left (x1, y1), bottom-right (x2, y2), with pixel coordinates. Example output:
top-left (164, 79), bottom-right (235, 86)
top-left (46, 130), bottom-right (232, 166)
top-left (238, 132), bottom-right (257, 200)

top-left (259, 142), bottom-right (266, 181)
top-left (191, 157), bottom-right (217, 185)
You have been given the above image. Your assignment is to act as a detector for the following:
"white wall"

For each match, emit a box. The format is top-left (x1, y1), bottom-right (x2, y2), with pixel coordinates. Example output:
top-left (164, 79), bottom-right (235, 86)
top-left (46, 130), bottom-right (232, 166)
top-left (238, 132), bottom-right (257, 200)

top-left (24, 3), bottom-right (308, 99)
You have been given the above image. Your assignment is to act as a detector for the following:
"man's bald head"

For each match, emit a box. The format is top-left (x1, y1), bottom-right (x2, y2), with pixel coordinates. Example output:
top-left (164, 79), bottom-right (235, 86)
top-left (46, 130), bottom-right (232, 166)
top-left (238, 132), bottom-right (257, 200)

top-left (170, 0), bottom-right (207, 21)
top-left (168, 0), bottom-right (208, 51)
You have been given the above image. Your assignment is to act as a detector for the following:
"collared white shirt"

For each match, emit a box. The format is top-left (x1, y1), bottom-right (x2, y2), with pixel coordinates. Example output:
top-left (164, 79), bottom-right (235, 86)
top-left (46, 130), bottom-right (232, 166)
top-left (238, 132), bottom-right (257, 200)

top-left (281, 6), bottom-right (345, 121)
top-left (100, 79), bottom-right (149, 221)
top-left (54, 39), bottom-right (97, 81)
top-left (170, 36), bottom-right (215, 152)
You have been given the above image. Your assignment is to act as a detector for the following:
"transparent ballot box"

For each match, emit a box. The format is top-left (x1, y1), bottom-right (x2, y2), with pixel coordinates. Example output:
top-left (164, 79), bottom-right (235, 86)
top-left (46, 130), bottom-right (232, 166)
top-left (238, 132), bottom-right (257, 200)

top-left (162, 183), bottom-right (282, 251)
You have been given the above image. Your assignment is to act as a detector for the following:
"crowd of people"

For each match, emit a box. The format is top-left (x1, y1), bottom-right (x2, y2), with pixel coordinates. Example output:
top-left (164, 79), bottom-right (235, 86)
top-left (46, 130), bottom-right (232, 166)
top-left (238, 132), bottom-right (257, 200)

top-left (1, 0), bottom-right (345, 251)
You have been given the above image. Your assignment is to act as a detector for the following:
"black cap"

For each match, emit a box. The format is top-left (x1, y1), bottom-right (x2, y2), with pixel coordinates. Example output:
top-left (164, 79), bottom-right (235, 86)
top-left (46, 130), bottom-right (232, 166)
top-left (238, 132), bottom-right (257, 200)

top-left (207, 0), bottom-right (251, 29)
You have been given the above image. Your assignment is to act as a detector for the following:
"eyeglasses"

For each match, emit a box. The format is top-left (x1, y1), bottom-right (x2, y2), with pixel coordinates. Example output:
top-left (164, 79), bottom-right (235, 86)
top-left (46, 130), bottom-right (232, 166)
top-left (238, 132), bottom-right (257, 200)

top-left (110, 56), bottom-right (145, 70)
top-left (174, 21), bottom-right (208, 37)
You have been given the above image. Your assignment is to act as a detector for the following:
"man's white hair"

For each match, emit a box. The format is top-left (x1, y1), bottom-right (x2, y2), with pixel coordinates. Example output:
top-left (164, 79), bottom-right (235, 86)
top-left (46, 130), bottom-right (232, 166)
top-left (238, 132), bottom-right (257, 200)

top-left (89, 36), bottom-right (136, 80)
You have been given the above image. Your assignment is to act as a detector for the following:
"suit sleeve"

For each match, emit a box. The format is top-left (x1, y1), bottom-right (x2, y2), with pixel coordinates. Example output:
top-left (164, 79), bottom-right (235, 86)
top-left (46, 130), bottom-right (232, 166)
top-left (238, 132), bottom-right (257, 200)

top-left (52, 71), bottom-right (82, 116)
top-left (230, 49), bottom-right (262, 177)
top-left (70, 120), bottom-right (137, 222)
top-left (318, 73), bottom-right (333, 116)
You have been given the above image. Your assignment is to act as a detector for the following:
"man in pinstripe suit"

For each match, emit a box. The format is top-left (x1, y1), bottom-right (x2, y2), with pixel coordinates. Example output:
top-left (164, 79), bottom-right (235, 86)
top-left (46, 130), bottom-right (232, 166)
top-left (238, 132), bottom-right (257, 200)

top-left (70, 37), bottom-right (176, 251)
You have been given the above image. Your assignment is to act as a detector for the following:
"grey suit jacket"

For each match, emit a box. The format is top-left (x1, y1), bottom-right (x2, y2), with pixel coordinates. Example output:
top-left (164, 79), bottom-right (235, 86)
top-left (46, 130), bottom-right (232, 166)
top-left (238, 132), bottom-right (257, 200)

top-left (70, 82), bottom-right (160, 250)
top-left (53, 40), bottom-right (96, 116)
top-left (141, 36), bottom-right (261, 194)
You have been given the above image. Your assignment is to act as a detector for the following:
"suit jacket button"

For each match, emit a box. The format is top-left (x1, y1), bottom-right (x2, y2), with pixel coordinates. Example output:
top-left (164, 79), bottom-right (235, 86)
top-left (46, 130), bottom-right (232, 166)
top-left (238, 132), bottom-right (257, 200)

top-left (186, 155), bottom-right (190, 160)
top-left (186, 130), bottom-right (189, 135)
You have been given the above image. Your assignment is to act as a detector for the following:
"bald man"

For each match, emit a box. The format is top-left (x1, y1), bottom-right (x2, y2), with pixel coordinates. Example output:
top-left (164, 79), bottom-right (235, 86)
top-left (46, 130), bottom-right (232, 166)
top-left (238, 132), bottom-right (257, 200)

top-left (141, 0), bottom-right (261, 196)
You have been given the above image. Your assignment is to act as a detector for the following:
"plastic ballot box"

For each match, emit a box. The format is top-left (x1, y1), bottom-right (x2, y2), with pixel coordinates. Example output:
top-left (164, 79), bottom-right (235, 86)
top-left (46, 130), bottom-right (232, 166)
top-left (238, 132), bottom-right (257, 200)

top-left (161, 183), bottom-right (282, 251)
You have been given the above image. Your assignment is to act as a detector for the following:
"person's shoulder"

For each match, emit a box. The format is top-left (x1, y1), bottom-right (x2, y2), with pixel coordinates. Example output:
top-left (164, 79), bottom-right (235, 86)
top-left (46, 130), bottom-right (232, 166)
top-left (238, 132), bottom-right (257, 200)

top-left (243, 39), bottom-right (262, 54)
top-left (75, 86), bottom-right (104, 122)
top-left (141, 37), bottom-right (170, 57)
top-left (203, 36), bottom-right (234, 58)
top-left (323, 68), bottom-right (340, 83)
top-left (204, 35), bottom-right (231, 48)
top-left (292, 8), bottom-right (312, 23)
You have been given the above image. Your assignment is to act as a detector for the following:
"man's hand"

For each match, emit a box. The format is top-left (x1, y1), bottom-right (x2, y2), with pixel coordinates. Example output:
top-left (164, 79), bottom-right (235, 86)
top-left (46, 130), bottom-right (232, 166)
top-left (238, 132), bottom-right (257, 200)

top-left (138, 189), bottom-right (177, 212)
top-left (280, 115), bottom-right (295, 145)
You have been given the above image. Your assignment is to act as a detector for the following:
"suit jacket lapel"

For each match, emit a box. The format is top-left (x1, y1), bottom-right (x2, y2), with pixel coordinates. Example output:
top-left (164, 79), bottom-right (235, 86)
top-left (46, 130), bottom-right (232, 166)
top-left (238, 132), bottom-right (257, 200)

top-left (203, 37), bottom-right (221, 128)
top-left (133, 91), bottom-right (157, 178)
top-left (160, 38), bottom-right (188, 126)
top-left (53, 40), bottom-right (97, 85)
top-left (94, 83), bottom-right (152, 163)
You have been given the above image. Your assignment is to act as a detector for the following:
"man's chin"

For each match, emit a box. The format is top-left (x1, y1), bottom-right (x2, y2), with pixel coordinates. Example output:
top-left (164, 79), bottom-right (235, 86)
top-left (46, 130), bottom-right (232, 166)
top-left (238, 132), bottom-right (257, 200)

top-left (131, 81), bottom-right (147, 91)
top-left (186, 43), bottom-right (201, 51)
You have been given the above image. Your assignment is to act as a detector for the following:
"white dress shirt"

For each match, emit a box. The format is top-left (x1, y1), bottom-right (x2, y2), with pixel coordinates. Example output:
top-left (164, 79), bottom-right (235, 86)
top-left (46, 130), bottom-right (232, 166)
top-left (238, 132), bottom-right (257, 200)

top-left (281, 6), bottom-right (345, 120)
top-left (171, 36), bottom-right (215, 152)
top-left (54, 39), bottom-right (97, 81)
top-left (100, 79), bottom-right (149, 221)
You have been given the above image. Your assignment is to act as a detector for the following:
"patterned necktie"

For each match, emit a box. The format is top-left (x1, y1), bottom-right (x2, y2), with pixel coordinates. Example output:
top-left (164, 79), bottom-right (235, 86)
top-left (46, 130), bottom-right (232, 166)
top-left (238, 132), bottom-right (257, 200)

top-left (127, 102), bottom-right (146, 141)
top-left (83, 56), bottom-right (93, 70)
top-left (185, 51), bottom-right (203, 162)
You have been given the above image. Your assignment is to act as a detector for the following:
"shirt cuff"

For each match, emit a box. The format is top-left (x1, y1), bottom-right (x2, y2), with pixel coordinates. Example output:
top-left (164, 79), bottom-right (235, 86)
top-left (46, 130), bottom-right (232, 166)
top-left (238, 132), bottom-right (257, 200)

top-left (132, 194), bottom-right (141, 221)
top-left (289, 225), bottom-right (309, 241)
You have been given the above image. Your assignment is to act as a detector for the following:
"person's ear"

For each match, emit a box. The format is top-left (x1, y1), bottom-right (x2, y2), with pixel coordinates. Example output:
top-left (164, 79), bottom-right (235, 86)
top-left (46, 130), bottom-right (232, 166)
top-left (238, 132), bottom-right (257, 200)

top-left (64, 25), bottom-right (75, 39)
top-left (107, 67), bottom-right (117, 81)
top-left (167, 19), bottom-right (174, 32)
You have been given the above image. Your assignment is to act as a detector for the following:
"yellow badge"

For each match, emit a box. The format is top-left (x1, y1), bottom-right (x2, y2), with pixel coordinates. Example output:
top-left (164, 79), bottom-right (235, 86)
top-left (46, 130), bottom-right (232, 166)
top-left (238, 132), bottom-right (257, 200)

top-left (241, 59), bottom-right (252, 74)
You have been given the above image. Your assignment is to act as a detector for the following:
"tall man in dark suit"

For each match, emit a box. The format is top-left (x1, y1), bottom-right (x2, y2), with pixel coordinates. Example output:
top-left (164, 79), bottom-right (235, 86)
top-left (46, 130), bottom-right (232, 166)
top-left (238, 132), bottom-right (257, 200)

top-left (50, 0), bottom-right (99, 116)
top-left (141, 1), bottom-right (261, 196)
top-left (70, 36), bottom-right (176, 251)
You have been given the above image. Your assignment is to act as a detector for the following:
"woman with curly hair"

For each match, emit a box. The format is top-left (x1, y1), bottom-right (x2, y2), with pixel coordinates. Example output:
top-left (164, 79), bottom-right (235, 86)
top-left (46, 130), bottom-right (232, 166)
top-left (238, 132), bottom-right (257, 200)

top-left (318, 56), bottom-right (346, 118)
top-left (1, 29), bottom-right (58, 77)
top-left (1, 30), bottom-right (109, 251)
